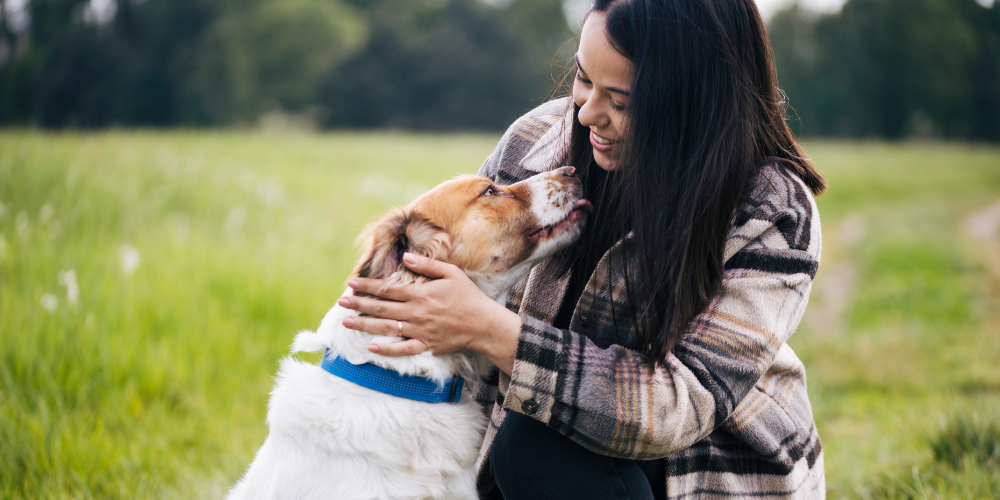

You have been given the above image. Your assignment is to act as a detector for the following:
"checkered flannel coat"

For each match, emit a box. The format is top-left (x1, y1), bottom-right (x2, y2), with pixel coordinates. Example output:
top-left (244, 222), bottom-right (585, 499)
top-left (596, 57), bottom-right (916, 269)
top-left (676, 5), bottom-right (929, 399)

top-left (471, 98), bottom-right (825, 499)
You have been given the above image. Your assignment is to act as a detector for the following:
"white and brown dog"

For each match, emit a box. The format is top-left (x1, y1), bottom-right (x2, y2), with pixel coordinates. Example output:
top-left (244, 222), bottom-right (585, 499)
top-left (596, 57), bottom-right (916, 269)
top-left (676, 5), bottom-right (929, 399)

top-left (227, 167), bottom-right (591, 500)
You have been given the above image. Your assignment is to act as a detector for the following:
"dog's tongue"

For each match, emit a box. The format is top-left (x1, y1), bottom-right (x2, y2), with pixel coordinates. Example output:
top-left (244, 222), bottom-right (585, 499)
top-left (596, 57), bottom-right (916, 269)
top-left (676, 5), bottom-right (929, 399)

top-left (573, 199), bottom-right (594, 213)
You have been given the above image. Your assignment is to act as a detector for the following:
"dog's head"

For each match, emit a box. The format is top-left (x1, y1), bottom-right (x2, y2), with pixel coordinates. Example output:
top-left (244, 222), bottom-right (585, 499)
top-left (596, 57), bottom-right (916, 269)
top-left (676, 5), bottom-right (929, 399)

top-left (352, 166), bottom-right (591, 299)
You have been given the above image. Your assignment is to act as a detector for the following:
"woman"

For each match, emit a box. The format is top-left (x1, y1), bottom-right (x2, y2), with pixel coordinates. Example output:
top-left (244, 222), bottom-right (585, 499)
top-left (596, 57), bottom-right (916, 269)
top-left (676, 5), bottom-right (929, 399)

top-left (337, 0), bottom-right (827, 498)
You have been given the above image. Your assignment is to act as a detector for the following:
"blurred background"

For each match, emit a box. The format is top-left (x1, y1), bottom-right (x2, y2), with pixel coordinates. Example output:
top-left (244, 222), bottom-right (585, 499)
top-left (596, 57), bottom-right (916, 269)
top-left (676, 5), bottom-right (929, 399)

top-left (0, 0), bottom-right (997, 138)
top-left (1, 0), bottom-right (998, 499)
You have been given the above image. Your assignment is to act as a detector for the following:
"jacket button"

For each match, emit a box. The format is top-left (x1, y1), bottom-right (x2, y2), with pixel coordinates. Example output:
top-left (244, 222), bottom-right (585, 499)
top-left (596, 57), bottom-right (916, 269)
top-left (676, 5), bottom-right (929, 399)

top-left (579, 313), bottom-right (591, 326)
top-left (522, 399), bottom-right (539, 415)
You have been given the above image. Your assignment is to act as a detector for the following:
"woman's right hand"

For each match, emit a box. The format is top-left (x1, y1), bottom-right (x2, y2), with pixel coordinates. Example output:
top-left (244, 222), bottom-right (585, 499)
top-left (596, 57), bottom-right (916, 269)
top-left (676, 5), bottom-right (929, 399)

top-left (338, 252), bottom-right (522, 375)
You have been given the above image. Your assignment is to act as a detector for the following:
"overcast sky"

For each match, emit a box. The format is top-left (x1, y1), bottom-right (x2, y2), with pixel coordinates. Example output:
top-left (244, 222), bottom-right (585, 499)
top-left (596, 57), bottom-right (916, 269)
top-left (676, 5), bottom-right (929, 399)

top-left (560, 0), bottom-right (851, 28)
top-left (754, 0), bottom-right (849, 19)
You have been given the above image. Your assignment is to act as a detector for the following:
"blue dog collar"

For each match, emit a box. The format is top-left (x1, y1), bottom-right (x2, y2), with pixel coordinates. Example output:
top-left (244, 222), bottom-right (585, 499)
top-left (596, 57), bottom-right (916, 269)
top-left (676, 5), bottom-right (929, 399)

top-left (319, 349), bottom-right (464, 403)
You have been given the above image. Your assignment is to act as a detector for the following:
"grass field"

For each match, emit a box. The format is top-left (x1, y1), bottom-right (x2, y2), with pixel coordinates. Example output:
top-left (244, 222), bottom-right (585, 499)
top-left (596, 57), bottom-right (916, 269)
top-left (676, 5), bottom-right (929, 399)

top-left (1, 131), bottom-right (998, 499)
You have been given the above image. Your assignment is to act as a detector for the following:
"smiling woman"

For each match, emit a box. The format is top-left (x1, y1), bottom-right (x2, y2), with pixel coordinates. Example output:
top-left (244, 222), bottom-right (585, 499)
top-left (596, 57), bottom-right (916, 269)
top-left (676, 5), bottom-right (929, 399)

top-left (341, 0), bottom-right (828, 499)
top-left (572, 12), bottom-right (633, 171)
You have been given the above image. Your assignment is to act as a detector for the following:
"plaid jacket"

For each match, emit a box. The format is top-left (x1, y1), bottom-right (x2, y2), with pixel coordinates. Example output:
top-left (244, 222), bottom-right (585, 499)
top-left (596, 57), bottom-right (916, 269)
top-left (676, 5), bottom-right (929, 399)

top-left (472, 98), bottom-right (825, 499)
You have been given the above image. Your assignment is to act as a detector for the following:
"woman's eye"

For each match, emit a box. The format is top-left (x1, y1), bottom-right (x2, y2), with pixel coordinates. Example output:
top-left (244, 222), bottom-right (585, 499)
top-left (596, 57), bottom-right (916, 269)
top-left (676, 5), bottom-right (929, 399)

top-left (611, 102), bottom-right (626, 111)
top-left (576, 71), bottom-right (591, 85)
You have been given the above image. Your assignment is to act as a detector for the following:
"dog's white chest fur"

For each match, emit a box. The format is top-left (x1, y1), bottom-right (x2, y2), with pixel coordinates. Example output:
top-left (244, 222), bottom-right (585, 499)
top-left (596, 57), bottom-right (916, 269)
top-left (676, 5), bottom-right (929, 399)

top-left (227, 168), bottom-right (588, 499)
top-left (227, 295), bottom-right (490, 500)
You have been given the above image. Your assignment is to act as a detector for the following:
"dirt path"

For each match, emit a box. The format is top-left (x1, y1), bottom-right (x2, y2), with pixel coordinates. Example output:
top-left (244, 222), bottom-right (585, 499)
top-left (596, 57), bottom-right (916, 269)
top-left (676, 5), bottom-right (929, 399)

top-left (965, 200), bottom-right (1000, 280)
top-left (804, 214), bottom-right (866, 335)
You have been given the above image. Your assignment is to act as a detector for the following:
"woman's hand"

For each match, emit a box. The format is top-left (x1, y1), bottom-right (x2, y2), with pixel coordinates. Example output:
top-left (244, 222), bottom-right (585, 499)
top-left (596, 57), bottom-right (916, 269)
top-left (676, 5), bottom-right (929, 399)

top-left (338, 252), bottom-right (521, 374)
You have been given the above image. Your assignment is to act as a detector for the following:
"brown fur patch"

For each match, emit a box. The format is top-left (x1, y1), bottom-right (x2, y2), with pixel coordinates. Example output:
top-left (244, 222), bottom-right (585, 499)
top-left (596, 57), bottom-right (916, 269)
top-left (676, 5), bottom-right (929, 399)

top-left (349, 173), bottom-right (579, 289)
top-left (352, 209), bottom-right (451, 286)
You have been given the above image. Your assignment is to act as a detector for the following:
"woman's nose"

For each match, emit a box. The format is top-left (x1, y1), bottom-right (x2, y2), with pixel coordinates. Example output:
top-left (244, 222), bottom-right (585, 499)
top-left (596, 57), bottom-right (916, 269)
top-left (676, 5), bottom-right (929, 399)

top-left (576, 94), bottom-right (609, 129)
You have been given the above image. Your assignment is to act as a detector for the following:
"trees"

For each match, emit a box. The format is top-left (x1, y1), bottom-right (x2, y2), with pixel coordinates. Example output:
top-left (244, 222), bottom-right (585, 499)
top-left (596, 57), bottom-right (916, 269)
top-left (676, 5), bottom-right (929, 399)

top-left (0, 0), bottom-right (569, 130)
top-left (0, 0), bottom-right (996, 138)
top-left (317, 0), bottom-right (569, 130)
top-left (182, 0), bottom-right (364, 125)
top-left (770, 0), bottom-right (1000, 140)
top-left (0, 0), bottom-right (366, 127)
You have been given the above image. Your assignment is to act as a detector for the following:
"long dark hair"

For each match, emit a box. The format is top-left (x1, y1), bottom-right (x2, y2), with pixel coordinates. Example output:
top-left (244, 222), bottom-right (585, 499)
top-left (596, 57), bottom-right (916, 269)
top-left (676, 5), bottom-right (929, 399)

top-left (569, 0), bottom-right (827, 367)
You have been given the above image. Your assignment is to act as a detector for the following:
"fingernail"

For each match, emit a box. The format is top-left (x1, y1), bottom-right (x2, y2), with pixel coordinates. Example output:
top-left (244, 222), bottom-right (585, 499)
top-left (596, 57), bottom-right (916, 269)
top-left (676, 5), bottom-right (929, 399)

top-left (347, 279), bottom-right (359, 289)
top-left (338, 297), bottom-right (350, 308)
top-left (367, 344), bottom-right (379, 352)
top-left (403, 252), bottom-right (417, 265)
top-left (342, 317), bottom-right (355, 328)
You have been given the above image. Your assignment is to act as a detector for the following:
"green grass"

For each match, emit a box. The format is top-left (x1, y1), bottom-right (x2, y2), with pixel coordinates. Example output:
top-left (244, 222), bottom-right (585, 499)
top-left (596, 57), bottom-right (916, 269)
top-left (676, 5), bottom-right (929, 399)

top-left (793, 141), bottom-right (1000, 497)
top-left (0, 130), bottom-right (499, 498)
top-left (1, 132), bottom-right (998, 498)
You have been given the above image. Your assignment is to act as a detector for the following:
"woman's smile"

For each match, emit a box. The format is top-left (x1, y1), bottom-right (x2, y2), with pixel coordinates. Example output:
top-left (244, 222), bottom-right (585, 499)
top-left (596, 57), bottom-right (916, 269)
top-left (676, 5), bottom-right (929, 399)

top-left (573, 11), bottom-right (632, 171)
top-left (589, 130), bottom-right (619, 152)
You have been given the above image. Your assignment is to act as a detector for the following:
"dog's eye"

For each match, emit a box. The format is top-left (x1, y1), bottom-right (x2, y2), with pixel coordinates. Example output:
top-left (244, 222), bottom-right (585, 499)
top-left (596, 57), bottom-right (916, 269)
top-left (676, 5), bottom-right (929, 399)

top-left (482, 186), bottom-right (514, 199)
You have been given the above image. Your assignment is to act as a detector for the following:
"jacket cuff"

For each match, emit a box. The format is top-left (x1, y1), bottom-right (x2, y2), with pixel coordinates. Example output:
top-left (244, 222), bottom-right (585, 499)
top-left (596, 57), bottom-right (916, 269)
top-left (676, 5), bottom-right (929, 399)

top-left (502, 313), bottom-right (568, 423)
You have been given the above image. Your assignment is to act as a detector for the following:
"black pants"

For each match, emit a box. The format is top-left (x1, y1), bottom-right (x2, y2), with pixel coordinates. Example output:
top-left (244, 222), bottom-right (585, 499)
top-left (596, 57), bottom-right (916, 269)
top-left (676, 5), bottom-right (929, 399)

top-left (486, 412), bottom-right (666, 500)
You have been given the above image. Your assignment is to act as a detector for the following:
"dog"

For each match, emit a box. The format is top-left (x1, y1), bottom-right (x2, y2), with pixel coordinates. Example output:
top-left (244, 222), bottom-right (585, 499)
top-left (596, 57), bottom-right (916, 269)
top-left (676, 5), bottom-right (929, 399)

top-left (227, 166), bottom-right (591, 500)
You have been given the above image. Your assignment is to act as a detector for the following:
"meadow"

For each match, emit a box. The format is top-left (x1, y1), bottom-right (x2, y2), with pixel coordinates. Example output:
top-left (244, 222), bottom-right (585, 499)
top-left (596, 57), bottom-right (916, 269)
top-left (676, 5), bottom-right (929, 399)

top-left (1, 130), bottom-right (998, 499)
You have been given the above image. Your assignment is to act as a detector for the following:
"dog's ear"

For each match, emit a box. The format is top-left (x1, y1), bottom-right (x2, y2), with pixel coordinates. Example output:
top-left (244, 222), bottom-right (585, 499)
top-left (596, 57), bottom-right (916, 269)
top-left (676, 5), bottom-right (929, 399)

top-left (351, 208), bottom-right (451, 284)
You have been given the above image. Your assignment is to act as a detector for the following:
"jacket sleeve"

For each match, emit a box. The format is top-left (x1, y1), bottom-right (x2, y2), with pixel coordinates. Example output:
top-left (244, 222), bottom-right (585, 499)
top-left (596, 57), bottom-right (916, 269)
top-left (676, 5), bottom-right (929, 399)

top-left (501, 167), bottom-right (822, 460)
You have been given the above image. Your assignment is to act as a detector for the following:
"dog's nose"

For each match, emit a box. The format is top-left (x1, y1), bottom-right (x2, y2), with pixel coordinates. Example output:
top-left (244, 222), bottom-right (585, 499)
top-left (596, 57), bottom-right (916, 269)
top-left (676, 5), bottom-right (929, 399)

top-left (557, 166), bottom-right (576, 177)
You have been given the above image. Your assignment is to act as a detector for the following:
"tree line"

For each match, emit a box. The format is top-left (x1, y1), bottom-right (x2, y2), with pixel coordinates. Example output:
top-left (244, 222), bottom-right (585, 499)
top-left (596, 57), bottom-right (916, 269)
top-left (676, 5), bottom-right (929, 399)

top-left (770, 0), bottom-right (1000, 141)
top-left (0, 0), bottom-right (572, 130)
top-left (0, 0), bottom-right (997, 140)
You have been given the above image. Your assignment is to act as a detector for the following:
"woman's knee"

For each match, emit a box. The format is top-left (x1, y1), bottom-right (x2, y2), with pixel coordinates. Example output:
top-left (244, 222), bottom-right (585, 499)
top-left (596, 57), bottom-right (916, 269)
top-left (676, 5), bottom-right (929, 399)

top-left (490, 412), bottom-right (546, 480)
top-left (489, 412), bottom-right (656, 500)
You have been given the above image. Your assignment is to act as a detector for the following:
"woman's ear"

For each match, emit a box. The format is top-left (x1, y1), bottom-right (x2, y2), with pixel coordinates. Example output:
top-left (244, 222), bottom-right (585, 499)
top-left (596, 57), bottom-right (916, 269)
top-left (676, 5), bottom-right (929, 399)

top-left (351, 209), bottom-right (451, 283)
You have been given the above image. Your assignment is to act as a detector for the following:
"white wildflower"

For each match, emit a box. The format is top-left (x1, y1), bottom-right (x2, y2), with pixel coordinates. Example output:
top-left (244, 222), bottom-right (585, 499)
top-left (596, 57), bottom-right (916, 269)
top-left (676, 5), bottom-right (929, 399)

top-left (225, 207), bottom-right (248, 235)
top-left (41, 293), bottom-right (58, 312)
top-left (119, 245), bottom-right (141, 276)
top-left (40, 203), bottom-right (54, 224)
top-left (59, 269), bottom-right (80, 306)
top-left (16, 210), bottom-right (29, 238)
top-left (258, 178), bottom-right (286, 206)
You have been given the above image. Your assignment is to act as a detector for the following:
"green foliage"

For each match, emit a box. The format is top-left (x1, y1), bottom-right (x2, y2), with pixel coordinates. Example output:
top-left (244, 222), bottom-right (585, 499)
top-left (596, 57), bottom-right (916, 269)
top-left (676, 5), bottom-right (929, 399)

top-left (318, 0), bottom-right (565, 130)
top-left (865, 409), bottom-right (1000, 499)
top-left (184, 0), bottom-right (365, 124)
top-left (0, 0), bottom-right (570, 130)
top-left (0, 0), bottom-right (222, 126)
top-left (770, 0), bottom-right (1000, 140)
top-left (931, 412), bottom-right (1000, 469)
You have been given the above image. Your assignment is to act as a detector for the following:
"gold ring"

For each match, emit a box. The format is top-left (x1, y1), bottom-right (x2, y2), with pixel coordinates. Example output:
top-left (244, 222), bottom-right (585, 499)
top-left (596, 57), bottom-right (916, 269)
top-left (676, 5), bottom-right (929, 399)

top-left (397, 321), bottom-right (403, 337)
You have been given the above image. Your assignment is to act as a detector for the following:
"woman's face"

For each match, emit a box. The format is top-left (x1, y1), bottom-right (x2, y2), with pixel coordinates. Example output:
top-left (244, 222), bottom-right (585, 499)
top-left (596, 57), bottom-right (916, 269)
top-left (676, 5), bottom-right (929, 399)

top-left (572, 12), bottom-right (633, 172)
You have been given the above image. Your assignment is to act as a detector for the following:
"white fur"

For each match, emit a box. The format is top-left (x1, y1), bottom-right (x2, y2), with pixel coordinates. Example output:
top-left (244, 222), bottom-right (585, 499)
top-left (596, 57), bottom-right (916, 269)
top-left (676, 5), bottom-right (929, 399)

top-left (228, 170), bottom-right (583, 500)
top-left (226, 293), bottom-right (493, 500)
top-left (524, 168), bottom-right (587, 260)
